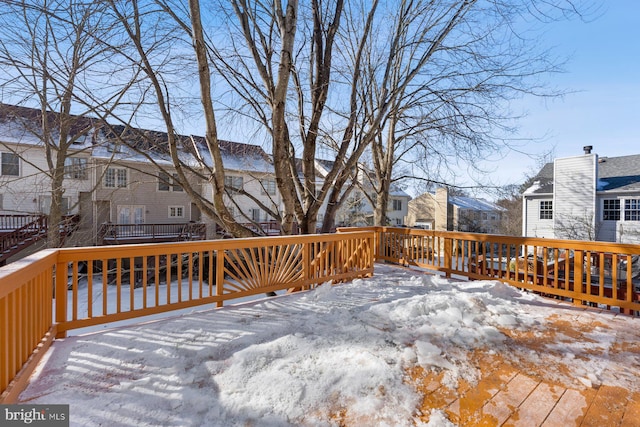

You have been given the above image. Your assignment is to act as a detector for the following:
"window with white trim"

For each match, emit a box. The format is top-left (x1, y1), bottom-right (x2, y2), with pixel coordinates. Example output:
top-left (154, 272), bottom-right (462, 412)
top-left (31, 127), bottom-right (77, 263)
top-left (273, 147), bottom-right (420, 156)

top-left (168, 206), bottom-right (184, 218)
top-left (158, 172), bottom-right (183, 192)
top-left (224, 175), bottom-right (243, 191)
top-left (625, 199), bottom-right (640, 221)
top-left (261, 178), bottom-right (277, 195)
top-left (104, 167), bottom-right (127, 188)
top-left (64, 157), bottom-right (88, 180)
top-left (392, 199), bottom-right (402, 211)
top-left (539, 201), bottom-right (553, 220)
top-left (251, 208), bottom-right (264, 222)
top-left (1, 152), bottom-right (19, 176)
top-left (603, 199), bottom-right (620, 221)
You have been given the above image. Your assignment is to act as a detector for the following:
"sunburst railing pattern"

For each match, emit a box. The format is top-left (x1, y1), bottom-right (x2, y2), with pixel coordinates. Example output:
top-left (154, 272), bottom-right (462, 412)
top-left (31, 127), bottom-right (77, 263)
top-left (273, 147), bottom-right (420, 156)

top-left (1, 231), bottom-right (375, 402)
top-left (223, 244), bottom-right (304, 295)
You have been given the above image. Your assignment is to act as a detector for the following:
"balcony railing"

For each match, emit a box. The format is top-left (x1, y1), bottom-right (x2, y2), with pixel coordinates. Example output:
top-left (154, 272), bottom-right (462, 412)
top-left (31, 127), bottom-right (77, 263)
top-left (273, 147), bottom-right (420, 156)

top-left (0, 231), bottom-right (374, 402)
top-left (2, 226), bottom-right (640, 403)
top-left (97, 222), bottom-right (207, 244)
top-left (0, 214), bottom-right (44, 231)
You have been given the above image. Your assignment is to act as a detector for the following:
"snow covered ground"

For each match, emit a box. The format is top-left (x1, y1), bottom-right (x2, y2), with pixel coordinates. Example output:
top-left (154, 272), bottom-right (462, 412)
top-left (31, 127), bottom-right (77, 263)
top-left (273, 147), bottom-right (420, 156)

top-left (20, 264), bottom-right (640, 426)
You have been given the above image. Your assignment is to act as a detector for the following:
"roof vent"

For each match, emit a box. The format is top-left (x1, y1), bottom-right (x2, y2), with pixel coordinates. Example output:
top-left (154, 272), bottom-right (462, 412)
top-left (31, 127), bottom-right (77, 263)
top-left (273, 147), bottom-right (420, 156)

top-left (583, 145), bottom-right (593, 154)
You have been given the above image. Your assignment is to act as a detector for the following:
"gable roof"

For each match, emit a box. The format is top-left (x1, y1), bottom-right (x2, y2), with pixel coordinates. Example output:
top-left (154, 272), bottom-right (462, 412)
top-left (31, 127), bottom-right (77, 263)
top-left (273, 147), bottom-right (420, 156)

top-left (596, 154), bottom-right (640, 191)
top-left (189, 136), bottom-right (273, 174)
top-left (524, 153), bottom-right (640, 195)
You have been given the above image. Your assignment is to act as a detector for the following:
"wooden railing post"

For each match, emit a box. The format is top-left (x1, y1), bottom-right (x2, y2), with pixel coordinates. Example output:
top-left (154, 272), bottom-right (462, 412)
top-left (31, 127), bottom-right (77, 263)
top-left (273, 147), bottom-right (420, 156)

top-left (302, 242), bottom-right (311, 286)
top-left (54, 260), bottom-right (68, 338)
top-left (216, 249), bottom-right (224, 308)
top-left (573, 249), bottom-right (584, 306)
top-left (444, 237), bottom-right (453, 278)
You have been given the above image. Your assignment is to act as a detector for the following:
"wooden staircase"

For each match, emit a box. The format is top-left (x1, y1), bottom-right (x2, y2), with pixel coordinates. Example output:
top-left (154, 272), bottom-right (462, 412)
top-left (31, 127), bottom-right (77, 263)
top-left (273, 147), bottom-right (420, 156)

top-left (0, 214), bottom-right (79, 265)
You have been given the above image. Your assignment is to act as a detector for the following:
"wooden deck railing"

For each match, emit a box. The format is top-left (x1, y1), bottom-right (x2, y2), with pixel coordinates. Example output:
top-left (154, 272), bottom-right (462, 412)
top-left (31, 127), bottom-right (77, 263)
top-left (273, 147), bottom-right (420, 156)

top-left (3, 226), bottom-right (640, 403)
top-left (0, 231), bottom-right (374, 403)
top-left (343, 226), bottom-right (640, 315)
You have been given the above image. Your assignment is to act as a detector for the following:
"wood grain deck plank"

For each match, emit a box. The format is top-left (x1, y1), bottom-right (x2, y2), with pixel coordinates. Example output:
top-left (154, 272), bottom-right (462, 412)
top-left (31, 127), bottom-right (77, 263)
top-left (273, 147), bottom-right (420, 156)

top-left (478, 373), bottom-right (539, 426)
top-left (504, 382), bottom-right (565, 427)
top-left (446, 364), bottom-right (519, 425)
top-left (620, 391), bottom-right (640, 427)
top-left (581, 385), bottom-right (629, 427)
top-left (541, 388), bottom-right (596, 427)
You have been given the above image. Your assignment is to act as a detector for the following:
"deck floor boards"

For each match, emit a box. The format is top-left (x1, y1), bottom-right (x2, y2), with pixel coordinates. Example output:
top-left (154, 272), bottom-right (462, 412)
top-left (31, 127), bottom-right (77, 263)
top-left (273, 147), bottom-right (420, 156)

top-left (411, 306), bottom-right (640, 426)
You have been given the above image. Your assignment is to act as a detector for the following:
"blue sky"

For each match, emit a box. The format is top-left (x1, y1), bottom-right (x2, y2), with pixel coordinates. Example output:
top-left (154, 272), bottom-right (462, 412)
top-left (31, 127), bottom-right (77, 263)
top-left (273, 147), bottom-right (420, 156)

top-left (477, 1), bottom-right (640, 189)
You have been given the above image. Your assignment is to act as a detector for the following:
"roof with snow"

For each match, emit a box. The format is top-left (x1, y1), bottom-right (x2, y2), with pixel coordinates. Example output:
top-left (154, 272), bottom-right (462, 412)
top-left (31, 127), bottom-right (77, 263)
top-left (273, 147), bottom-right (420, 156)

top-left (389, 186), bottom-right (412, 199)
top-left (0, 103), bottom-right (98, 148)
top-left (449, 195), bottom-right (504, 211)
top-left (0, 103), bottom-right (273, 174)
top-left (189, 136), bottom-right (273, 174)
top-left (524, 153), bottom-right (640, 195)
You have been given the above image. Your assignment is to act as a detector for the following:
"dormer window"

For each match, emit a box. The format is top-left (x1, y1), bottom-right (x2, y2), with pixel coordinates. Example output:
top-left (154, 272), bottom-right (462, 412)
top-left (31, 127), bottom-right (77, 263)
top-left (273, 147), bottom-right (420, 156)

top-left (107, 142), bottom-right (123, 153)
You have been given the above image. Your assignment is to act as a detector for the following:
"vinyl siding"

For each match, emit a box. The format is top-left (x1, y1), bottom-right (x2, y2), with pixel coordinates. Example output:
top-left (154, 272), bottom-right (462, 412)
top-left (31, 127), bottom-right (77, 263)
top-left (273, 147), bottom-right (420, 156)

top-left (596, 194), bottom-right (640, 243)
top-left (0, 143), bottom-right (91, 214)
top-left (553, 154), bottom-right (596, 240)
top-left (94, 161), bottom-right (196, 224)
top-left (523, 195), bottom-right (554, 238)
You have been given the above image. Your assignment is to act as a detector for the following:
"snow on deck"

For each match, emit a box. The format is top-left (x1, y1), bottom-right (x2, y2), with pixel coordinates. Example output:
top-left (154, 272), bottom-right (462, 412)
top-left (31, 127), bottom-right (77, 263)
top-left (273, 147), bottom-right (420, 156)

top-left (19, 264), bottom-right (640, 426)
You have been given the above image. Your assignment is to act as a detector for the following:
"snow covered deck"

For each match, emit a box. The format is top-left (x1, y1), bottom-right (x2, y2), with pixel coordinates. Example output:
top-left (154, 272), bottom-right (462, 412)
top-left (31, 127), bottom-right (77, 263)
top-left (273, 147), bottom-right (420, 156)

top-left (18, 264), bottom-right (640, 426)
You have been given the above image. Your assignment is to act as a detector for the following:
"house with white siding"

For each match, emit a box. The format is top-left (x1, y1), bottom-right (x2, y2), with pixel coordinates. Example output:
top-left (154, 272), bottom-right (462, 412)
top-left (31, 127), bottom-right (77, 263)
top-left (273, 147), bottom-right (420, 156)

top-left (0, 104), bottom-right (95, 218)
top-left (522, 146), bottom-right (640, 243)
top-left (335, 186), bottom-right (411, 227)
top-left (0, 104), bottom-right (281, 246)
top-left (193, 137), bottom-right (282, 233)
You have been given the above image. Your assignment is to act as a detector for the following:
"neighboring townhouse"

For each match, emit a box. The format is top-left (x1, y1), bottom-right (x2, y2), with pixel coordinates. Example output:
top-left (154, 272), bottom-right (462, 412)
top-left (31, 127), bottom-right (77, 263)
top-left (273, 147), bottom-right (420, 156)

top-left (387, 188), bottom-right (412, 226)
top-left (89, 134), bottom-right (202, 243)
top-left (335, 186), bottom-right (411, 227)
top-left (0, 104), bottom-right (95, 218)
top-left (289, 158), bottom-right (411, 228)
top-left (523, 146), bottom-right (640, 243)
top-left (406, 187), bottom-right (504, 233)
top-left (193, 137), bottom-right (282, 232)
top-left (0, 104), bottom-right (279, 244)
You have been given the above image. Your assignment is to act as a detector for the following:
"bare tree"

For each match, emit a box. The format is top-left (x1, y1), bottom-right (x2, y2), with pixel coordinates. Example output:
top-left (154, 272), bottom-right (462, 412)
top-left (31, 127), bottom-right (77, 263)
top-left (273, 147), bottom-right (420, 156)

top-left (495, 184), bottom-right (523, 236)
top-left (204, 0), bottom-right (391, 234)
top-left (351, 0), bottom-right (589, 226)
top-left (0, 1), bottom-right (134, 247)
top-left (555, 212), bottom-right (601, 241)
